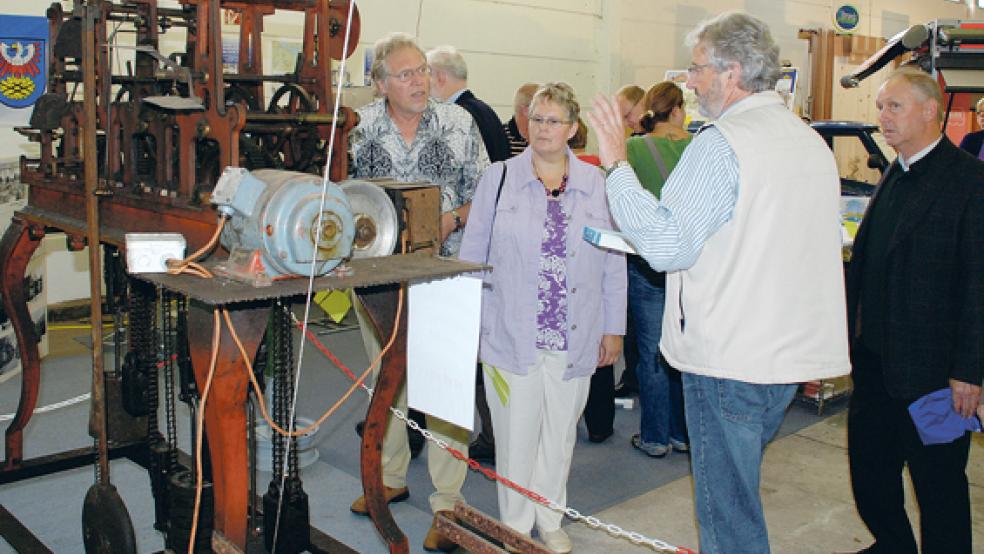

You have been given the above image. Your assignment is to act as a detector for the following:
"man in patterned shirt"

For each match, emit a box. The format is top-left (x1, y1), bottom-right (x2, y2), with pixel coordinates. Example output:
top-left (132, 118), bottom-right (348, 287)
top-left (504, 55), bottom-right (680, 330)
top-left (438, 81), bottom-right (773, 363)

top-left (350, 35), bottom-right (489, 257)
top-left (347, 31), bottom-right (489, 553)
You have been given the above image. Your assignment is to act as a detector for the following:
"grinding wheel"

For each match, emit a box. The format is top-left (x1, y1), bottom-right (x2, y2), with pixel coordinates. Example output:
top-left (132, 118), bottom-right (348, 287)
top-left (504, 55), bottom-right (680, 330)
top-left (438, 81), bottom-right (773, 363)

top-left (340, 180), bottom-right (399, 258)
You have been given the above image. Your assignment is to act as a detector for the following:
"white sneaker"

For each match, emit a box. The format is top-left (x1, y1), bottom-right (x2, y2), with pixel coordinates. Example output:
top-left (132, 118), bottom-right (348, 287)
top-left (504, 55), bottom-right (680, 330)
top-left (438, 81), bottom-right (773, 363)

top-left (539, 527), bottom-right (572, 553)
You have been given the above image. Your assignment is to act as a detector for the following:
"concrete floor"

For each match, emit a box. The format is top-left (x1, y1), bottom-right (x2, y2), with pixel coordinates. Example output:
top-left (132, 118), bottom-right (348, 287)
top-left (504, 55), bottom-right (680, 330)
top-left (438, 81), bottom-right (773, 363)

top-left (1, 320), bottom-right (982, 553)
top-left (567, 412), bottom-right (984, 553)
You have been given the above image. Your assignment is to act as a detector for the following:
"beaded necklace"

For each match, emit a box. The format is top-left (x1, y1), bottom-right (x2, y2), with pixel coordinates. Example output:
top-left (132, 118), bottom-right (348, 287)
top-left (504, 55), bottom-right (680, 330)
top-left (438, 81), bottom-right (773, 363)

top-left (536, 170), bottom-right (569, 197)
top-left (545, 173), bottom-right (569, 197)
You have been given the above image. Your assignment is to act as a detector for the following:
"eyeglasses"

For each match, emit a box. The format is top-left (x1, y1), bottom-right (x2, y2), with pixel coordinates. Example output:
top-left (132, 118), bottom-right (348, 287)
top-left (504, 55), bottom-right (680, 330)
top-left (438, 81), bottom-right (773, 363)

top-left (687, 62), bottom-right (713, 75)
top-left (387, 64), bottom-right (430, 83)
top-left (529, 115), bottom-right (571, 129)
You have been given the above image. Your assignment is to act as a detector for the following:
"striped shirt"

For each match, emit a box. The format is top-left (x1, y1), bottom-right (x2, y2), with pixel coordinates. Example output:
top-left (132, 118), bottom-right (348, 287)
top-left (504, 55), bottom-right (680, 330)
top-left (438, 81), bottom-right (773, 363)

top-left (503, 117), bottom-right (528, 158)
top-left (606, 127), bottom-right (739, 272)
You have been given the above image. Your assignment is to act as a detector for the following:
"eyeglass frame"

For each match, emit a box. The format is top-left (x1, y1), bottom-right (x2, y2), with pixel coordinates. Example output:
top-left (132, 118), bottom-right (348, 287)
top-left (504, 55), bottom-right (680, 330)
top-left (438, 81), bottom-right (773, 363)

top-left (528, 114), bottom-right (572, 129)
top-left (686, 62), bottom-right (714, 75)
top-left (386, 63), bottom-right (431, 83)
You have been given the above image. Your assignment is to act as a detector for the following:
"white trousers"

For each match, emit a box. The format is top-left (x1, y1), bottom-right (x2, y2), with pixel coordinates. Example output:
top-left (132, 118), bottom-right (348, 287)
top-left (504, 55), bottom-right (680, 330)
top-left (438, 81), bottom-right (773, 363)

top-left (484, 350), bottom-right (591, 535)
top-left (353, 292), bottom-right (470, 513)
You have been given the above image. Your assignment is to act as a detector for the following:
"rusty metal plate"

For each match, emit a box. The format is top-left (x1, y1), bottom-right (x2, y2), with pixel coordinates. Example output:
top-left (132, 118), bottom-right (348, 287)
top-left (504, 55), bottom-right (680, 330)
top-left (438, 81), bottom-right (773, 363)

top-left (135, 254), bottom-right (486, 306)
top-left (434, 503), bottom-right (553, 554)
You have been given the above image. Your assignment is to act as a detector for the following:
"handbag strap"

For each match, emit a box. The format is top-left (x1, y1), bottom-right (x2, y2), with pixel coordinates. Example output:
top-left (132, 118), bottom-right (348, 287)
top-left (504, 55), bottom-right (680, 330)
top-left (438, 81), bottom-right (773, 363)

top-left (485, 161), bottom-right (508, 264)
top-left (643, 135), bottom-right (670, 182)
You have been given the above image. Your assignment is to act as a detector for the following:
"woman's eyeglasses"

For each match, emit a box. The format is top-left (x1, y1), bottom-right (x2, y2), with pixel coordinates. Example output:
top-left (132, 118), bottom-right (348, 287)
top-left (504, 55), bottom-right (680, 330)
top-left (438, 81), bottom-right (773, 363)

top-left (529, 115), bottom-right (571, 129)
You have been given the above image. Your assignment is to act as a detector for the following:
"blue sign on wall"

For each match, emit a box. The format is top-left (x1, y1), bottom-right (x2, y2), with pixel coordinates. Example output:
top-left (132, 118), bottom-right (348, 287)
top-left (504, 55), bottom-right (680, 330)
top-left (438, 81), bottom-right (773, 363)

top-left (0, 15), bottom-right (48, 110)
top-left (834, 5), bottom-right (861, 34)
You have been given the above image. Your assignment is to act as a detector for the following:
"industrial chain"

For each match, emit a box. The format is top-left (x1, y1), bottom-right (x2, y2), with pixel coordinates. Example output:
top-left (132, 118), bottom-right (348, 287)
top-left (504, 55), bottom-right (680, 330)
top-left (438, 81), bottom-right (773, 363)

top-left (270, 305), bottom-right (285, 484)
top-left (164, 294), bottom-right (183, 469)
top-left (129, 280), bottom-right (158, 436)
top-left (279, 300), bottom-right (301, 499)
top-left (160, 289), bottom-right (178, 464)
top-left (270, 299), bottom-right (303, 499)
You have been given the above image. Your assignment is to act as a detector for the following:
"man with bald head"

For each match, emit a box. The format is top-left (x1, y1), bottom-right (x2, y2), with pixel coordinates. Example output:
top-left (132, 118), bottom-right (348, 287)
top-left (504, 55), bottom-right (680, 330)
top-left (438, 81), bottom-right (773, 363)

top-left (427, 45), bottom-right (509, 162)
top-left (504, 82), bottom-right (538, 157)
top-left (846, 69), bottom-right (984, 554)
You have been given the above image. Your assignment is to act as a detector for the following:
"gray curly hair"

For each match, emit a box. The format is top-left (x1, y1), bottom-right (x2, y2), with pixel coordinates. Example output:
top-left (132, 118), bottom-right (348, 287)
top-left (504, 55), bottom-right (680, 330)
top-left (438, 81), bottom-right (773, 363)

top-left (685, 12), bottom-right (780, 93)
top-left (530, 82), bottom-right (580, 123)
top-left (370, 32), bottom-right (425, 84)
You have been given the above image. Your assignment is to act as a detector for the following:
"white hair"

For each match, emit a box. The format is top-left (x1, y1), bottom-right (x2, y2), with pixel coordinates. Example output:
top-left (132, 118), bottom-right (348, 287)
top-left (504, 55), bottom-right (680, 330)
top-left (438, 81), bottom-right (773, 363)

top-left (426, 45), bottom-right (468, 80)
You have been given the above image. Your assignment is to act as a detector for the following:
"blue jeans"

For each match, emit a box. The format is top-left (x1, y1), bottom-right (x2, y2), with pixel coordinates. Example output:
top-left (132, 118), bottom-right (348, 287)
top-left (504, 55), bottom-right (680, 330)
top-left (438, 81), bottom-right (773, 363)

top-left (682, 373), bottom-right (797, 554)
top-left (627, 259), bottom-right (686, 447)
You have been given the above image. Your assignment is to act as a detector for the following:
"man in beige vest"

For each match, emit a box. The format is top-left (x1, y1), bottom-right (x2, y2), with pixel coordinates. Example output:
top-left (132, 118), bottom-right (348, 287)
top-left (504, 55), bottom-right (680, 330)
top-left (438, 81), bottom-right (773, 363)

top-left (588, 11), bottom-right (850, 554)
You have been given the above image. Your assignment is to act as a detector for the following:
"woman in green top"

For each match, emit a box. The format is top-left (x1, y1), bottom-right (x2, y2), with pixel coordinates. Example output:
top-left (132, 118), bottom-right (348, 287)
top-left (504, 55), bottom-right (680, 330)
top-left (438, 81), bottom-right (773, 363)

top-left (625, 81), bottom-right (692, 457)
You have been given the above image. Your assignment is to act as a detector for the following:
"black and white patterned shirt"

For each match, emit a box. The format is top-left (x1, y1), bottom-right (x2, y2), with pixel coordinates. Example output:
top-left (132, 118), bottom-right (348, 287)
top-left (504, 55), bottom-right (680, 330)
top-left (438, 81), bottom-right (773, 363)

top-left (350, 98), bottom-right (490, 256)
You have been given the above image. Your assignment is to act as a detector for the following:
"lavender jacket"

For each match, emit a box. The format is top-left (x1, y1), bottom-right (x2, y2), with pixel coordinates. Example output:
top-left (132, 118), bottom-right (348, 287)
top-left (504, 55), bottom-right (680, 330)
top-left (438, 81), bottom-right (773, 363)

top-left (458, 147), bottom-right (627, 380)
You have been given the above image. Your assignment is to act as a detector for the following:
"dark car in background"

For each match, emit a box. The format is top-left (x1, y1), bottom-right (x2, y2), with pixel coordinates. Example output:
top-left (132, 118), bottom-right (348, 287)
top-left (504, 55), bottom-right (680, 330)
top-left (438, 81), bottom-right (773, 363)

top-left (810, 121), bottom-right (889, 196)
top-left (687, 119), bottom-right (890, 196)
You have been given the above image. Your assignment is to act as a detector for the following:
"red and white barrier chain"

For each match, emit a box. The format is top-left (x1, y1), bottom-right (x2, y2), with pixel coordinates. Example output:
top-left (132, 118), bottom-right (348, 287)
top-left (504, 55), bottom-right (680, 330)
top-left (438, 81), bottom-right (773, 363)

top-left (295, 320), bottom-right (696, 554)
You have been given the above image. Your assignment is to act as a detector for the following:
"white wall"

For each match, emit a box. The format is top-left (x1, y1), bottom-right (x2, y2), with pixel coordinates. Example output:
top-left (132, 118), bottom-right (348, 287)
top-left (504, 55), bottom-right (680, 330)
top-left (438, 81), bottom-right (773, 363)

top-left (0, 0), bottom-right (975, 302)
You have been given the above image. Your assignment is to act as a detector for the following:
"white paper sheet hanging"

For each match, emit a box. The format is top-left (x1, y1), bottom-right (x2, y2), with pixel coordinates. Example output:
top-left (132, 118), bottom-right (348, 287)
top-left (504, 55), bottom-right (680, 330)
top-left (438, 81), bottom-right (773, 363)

top-left (407, 275), bottom-right (482, 431)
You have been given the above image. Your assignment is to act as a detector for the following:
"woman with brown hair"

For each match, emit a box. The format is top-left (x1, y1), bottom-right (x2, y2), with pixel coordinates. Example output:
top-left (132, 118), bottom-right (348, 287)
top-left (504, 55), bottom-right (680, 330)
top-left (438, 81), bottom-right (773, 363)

top-left (625, 81), bottom-right (691, 458)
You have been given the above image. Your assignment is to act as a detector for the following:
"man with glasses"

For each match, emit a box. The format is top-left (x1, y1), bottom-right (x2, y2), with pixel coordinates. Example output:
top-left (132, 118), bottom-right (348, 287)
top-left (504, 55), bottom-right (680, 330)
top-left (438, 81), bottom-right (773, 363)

top-left (348, 31), bottom-right (489, 553)
top-left (588, 12), bottom-right (850, 554)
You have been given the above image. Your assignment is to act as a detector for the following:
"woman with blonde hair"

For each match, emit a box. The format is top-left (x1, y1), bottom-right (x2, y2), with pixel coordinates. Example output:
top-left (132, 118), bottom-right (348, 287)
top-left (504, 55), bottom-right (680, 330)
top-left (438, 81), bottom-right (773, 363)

top-left (460, 82), bottom-right (626, 553)
top-left (616, 84), bottom-right (646, 135)
top-left (626, 81), bottom-right (691, 458)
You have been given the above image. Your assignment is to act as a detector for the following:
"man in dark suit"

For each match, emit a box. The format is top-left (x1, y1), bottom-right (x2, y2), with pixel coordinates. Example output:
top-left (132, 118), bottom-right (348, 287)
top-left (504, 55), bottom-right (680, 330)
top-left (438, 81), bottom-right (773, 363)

top-left (427, 46), bottom-right (509, 163)
top-left (846, 69), bottom-right (984, 554)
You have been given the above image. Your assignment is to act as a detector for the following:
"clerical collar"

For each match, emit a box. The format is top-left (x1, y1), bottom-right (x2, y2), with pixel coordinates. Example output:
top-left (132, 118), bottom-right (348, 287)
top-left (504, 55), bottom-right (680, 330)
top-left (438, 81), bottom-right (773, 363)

top-left (899, 136), bottom-right (941, 172)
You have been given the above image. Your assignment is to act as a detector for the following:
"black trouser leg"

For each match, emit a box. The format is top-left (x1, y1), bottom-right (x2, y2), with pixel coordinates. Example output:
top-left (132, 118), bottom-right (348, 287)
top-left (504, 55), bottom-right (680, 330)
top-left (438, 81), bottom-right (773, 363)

top-left (583, 365), bottom-right (614, 437)
top-left (905, 409), bottom-right (972, 553)
top-left (848, 346), bottom-right (917, 554)
top-left (475, 363), bottom-right (495, 447)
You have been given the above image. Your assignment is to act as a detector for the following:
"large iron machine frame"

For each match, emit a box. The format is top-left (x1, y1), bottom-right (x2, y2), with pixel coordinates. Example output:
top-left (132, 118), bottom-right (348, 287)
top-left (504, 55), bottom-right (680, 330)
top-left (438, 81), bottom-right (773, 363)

top-left (0, 1), bottom-right (460, 552)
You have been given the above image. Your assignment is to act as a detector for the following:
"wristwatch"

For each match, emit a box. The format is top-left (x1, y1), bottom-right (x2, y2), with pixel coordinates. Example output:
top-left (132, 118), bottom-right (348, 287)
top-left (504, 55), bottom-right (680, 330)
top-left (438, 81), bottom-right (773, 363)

top-left (451, 209), bottom-right (463, 230)
top-left (604, 160), bottom-right (630, 178)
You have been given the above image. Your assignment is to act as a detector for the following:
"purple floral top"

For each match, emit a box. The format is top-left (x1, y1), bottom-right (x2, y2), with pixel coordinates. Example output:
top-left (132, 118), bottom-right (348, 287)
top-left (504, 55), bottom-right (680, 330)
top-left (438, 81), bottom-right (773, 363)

top-left (536, 198), bottom-right (569, 350)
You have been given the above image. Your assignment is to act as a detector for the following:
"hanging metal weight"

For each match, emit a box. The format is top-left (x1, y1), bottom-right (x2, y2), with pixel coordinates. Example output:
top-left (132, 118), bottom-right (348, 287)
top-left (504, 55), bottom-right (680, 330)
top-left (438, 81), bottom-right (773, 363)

top-left (165, 468), bottom-right (214, 553)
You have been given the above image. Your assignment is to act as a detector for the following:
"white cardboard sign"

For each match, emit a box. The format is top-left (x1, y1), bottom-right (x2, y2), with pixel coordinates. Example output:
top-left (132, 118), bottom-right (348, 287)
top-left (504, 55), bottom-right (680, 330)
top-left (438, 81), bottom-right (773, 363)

top-left (407, 275), bottom-right (482, 431)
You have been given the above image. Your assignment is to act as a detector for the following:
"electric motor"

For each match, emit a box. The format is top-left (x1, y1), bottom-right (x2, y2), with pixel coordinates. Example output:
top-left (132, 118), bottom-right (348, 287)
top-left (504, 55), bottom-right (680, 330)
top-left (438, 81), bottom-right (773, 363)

top-left (212, 167), bottom-right (355, 277)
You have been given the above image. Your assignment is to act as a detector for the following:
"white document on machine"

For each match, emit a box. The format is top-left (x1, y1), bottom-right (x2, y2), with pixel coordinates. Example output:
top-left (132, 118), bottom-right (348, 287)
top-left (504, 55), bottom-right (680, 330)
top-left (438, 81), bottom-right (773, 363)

top-left (407, 275), bottom-right (482, 431)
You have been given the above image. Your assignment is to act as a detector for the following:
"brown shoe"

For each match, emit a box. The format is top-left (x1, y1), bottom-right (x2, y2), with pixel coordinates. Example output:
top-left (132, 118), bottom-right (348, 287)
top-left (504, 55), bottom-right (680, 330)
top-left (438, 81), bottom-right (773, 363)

top-left (423, 510), bottom-right (457, 552)
top-left (349, 486), bottom-right (410, 515)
